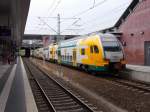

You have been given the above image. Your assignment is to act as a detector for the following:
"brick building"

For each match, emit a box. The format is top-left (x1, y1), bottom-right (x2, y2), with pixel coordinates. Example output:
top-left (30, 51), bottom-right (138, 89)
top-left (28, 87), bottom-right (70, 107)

top-left (118, 0), bottom-right (150, 65)
top-left (101, 0), bottom-right (150, 66)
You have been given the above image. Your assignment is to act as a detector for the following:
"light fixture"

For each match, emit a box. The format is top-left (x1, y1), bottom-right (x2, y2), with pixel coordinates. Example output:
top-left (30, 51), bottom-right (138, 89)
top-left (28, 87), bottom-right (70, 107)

top-left (140, 31), bottom-right (144, 35)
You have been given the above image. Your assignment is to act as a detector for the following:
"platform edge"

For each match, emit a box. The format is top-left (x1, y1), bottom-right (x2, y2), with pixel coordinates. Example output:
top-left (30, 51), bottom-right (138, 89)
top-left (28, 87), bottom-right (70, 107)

top-left (20, 57), bottom-right (38, 112)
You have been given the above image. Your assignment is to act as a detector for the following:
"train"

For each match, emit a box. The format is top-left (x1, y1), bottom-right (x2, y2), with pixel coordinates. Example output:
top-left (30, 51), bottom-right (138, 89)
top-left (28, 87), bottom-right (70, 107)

top-left (32, 33), bottom-right (126, 72)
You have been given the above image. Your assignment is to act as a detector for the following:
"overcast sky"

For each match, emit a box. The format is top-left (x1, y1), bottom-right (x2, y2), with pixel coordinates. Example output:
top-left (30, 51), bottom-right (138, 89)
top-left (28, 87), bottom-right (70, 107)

top-left (24, 0), bottom-right (132, 35)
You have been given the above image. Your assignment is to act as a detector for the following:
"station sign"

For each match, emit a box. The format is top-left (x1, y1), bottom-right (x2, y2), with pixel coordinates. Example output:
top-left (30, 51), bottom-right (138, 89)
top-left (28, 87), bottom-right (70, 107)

top-left (0, 26), bottom-right (11, 36)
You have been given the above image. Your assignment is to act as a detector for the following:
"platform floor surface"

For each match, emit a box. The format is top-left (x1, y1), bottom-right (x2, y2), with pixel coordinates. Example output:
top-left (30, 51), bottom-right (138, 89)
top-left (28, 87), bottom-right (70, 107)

top-left (0, 58), bottom-right (37, 112)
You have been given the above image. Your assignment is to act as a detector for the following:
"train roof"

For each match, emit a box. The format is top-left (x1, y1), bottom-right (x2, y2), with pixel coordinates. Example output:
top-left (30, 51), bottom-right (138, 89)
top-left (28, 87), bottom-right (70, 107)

top-left (58, 33), bottom-right (117, 48)
top-left (59, 33), bottom-right (115, 43)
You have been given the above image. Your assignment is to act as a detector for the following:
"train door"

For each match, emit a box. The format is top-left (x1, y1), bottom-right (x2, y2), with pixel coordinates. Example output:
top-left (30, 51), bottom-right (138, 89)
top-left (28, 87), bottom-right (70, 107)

top-left (73, 49), bottom-right (77, 66)
top-left (89, 39), bottom-right (97, 65)
top-left (57, 49), bottom-right (61, 63)
top-left (52, 48), bottom-right (55, 60)
top-left (145, 41), bottom-right (150, 66)
top-left (53, 47), bottom-right (56, 60)
top-left (90, 45), bottom-right (94, 63)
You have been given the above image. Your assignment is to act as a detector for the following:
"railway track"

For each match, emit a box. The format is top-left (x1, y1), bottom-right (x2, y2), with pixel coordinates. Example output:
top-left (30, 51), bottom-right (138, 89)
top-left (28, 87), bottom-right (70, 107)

top-left (105, 75), bottom-right (150, 94)
top-left (30, 58), bottom-right (150, 95)
top-left (23, 58), bottom-right (95, 112)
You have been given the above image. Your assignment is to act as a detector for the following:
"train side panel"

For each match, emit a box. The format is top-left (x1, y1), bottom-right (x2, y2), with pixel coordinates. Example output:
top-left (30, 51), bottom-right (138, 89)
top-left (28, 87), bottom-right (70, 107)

top-left (59, 40), bottom-right (77, 66)
top-left (43, 47), bottom-right (50, 60)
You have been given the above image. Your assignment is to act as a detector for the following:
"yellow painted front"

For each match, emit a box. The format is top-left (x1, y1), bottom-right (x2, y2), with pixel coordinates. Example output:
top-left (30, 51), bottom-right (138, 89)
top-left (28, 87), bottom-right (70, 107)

top-left (52, 45), bottom-right (58, 60)
top-left (49, 45), bottom-right (53, 60)
top-left (52, 45), bottom-right (55, 60)
top-left (78, 35), bottom-right (109, 67)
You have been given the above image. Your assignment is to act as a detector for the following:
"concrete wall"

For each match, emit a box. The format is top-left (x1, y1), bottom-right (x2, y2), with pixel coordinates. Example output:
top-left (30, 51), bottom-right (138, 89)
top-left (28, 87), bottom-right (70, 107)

top-left (119, 0), bottom-right (150, 65)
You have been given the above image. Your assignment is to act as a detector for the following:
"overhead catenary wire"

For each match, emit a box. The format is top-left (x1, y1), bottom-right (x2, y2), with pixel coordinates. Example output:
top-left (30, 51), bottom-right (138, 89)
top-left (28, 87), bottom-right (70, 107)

top-left (37, 16), bottom-right (81, 34)
top-left (36, 0), bottom-right (61, 34)
top-left (60, 18), bottom-right (82, 33)
top-left (37, 16), bottom-right (80, 21)
top-left (27, 0), bottom-right (132, 35)
top-left (48, 0), bottom-right (61, 16)
top-left (80, 6), bottom-right (130, 34)
top-left (62, 1), bottom-right (131, 34)
top-left (72, 18), bottom-right (81, 25)
top-left (38, 17), bottom-right (58, 34)
top-left (47, 0), bottom-right (56, 14)
top-left (60, 0), bottom-right (107, 24)
top-left (72, 0), bottom-right (107, 18)
top-left (81, 1), bottom-right (130, 26)
top-left (37, 0), bottom-right (56, 32)
top-left (60, 0), bottom-right (107, 33)
top-left (37, 0), bottom-right (107, 34)
top-left (92, 0), bottom-right (95, 8)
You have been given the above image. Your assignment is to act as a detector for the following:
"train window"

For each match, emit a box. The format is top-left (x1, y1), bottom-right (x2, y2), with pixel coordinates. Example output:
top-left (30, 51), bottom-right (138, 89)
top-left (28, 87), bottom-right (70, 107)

top-left (65, 55), bottom-right (67, 60)
top-left (58, 50), bottom-right (61, 56)
top-left (64, 55), bottom-right (65, 60)
top-left (64, 55), bottom-right (66, 60)
top-left (50, 51), bottom-right (52, 54)
top-left (67, 55), bottom-right (69, 61)
top-left (103, 41), bottom-right (121, 52)
top-left (70, 56), bottom-right (72, 61)
top-left (94, 45), bottom-right (99, 53)
top-left (90, 46), bottom-right (93, 53)
top-left (81, 48), bottom-right (85, 55)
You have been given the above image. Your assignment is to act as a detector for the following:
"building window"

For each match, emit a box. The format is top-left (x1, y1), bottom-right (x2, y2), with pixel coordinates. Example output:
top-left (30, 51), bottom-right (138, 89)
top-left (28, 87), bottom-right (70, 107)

top-left (130, 33), bottom-right (134, 36)
top-left (81, 48), bottom-right (85, 55)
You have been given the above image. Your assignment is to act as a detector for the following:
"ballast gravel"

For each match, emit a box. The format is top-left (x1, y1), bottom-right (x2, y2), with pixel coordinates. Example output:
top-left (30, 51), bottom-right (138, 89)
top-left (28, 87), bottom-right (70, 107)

top-left (31, 58), bottom-right (150, 112)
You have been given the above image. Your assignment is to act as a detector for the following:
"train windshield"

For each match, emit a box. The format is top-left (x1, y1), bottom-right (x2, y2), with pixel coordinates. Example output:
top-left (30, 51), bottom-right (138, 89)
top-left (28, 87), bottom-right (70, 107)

top-left (102, 41), bottom-right (122, 52)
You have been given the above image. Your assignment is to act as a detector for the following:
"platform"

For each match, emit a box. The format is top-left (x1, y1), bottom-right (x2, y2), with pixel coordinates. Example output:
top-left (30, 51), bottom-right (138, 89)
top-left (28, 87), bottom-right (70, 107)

top-left (121, 64), bottom-right (150, 83)
top-left (0, 57), bottom-right (38, 112)
top-left (126, 64), bottom-right (150, 73)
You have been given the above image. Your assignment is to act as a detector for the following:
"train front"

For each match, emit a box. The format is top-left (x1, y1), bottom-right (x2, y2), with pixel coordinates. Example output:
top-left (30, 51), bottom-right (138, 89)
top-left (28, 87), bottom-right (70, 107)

top-left (100, 34), bottom-right (126, 71)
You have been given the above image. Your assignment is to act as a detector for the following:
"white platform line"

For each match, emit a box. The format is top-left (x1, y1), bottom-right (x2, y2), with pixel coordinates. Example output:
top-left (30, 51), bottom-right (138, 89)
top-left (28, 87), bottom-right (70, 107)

top-left (20, 57), bottom-right (38, 112)
top-left (0, 64), bottom-right (17, 112)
